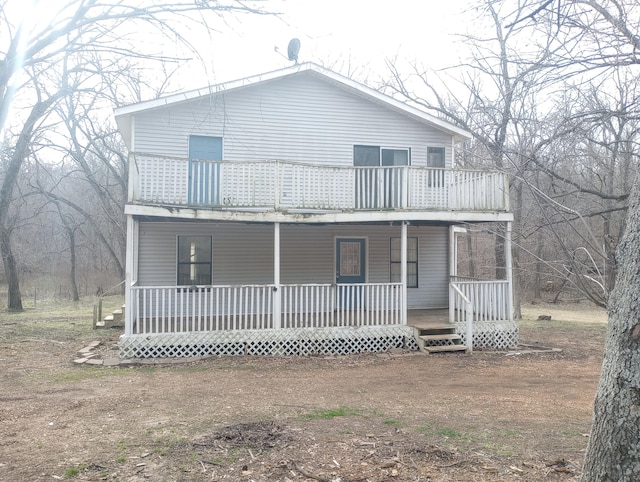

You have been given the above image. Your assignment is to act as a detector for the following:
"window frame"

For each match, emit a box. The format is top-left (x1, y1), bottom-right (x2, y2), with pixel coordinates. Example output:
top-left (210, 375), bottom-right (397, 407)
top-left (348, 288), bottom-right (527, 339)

top-left (177, 235), bottom-right (213, 286)
top-left (390, 237), bottom-right (418, 288)
top-left (354, 145), bottom-right (411, 166)
top-left (427, 146), bottom-right (446, 168)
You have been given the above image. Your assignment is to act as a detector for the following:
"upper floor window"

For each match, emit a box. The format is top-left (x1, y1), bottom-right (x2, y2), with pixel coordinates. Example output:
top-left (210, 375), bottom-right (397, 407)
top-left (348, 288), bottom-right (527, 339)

top-left (354, 145), bottom-right (410, 166)
top-left (177, 236), bottom-right (212, 285)
top-left (427, 147), bottom-right (446, 168)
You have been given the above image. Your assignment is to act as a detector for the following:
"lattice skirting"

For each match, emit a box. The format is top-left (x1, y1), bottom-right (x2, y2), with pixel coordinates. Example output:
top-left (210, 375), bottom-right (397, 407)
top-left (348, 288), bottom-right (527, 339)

top-left (455, 321), bottom-right (519, 349)
top-left (120, 325), bottom-right (420, 358)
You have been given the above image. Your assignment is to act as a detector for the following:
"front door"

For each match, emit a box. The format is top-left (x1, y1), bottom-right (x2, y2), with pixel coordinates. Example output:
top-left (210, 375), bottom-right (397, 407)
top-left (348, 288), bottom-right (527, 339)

top-left (188, 135), bottom-right (223, 205)
top-left (336, 238), bottom-right (366, 308)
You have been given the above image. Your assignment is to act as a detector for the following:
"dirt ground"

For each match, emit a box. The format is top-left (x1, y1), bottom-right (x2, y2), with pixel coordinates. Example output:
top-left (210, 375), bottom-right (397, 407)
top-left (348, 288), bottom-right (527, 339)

top-left (0, 299), bottom-right (608, 481)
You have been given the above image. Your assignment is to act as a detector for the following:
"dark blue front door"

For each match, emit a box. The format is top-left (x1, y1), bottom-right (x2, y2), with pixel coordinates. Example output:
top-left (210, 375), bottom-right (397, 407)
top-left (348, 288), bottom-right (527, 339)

top-left (336, 238), bottom-right (366, 308)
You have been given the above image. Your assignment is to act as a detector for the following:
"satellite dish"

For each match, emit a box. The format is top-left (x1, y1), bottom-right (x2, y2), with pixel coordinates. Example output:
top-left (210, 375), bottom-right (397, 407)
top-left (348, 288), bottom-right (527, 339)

top-left (287, 38), bottom-right (300, 63)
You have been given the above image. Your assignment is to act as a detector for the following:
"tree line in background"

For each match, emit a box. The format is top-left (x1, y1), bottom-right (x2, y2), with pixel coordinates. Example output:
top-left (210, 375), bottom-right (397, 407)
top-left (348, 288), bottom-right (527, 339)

top-left (384, 0), bottom-right (638, 316)
top-left (0, 0), bottom-right (272, 308)
top-left (3, 1), bottom-right (637, 313)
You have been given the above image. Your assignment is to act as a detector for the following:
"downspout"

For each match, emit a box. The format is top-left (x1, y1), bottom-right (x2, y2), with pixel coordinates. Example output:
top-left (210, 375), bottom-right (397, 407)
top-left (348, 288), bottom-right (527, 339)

top-left (124, 118), bottom-right (137, 337)
top-left (448, 225), bottom-right (456, 324)
top-left (124, 215), bottom-right (138, 336)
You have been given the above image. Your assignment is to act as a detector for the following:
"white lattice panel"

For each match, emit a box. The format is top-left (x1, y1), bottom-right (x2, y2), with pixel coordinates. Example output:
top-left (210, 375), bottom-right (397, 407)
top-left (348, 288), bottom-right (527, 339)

top-left (455, 321), bottom-right (519, 349)
top-left (119, 325), bottom-right (419, 358)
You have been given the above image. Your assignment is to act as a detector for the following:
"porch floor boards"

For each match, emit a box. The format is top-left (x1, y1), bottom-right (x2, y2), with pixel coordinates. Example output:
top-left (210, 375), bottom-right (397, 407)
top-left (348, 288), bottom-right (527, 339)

top-left (407, 309), bottom-right (453, 330)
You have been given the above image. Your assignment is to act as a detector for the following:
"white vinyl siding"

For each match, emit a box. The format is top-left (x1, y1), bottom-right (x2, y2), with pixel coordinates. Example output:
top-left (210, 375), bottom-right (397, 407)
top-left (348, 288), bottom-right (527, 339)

top-left (133, 73), bottom-right (453, 168)
top-left (137, 221), bottom-right (448, 309)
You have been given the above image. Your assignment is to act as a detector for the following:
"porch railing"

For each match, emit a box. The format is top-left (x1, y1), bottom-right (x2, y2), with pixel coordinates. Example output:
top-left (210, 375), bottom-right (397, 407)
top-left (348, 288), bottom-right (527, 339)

top-left (450, 276), bottom-right (510, 322)
top-left (130, 282), bottom-right (403, 335)
top-left (450, 282), bottom-right (473, 353)
top-left (130, 154), bottom-right (509, 212)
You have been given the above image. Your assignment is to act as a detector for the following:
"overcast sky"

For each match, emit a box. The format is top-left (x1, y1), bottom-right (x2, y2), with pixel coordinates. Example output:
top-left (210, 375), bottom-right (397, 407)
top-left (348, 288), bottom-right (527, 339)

top-left (179, 0), bottom-right (471, 89)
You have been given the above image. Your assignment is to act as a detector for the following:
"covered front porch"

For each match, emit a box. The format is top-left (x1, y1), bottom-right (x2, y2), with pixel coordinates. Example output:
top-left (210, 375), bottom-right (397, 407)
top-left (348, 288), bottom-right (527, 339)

top-left (121, 219), bottom-right (516, 358)
top-left (120, 279), bottom-right (517, 358)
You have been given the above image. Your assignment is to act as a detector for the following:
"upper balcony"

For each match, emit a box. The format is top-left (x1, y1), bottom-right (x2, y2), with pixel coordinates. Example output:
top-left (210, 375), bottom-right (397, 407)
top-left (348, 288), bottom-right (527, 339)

top-left (127, 153), bottom-right (511, 222)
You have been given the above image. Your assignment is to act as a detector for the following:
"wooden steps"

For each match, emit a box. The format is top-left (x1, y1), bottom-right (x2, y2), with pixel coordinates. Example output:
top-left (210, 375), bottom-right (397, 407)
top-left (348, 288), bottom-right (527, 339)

top-left (413, 323), bottom-right (467, 354)
top-left (95, 304), bottom-right (125, 329)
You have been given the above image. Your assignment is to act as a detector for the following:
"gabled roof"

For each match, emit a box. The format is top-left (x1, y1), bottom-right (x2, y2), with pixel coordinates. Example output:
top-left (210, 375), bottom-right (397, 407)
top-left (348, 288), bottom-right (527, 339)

top-left (115, 62), bottom-right (472, 147)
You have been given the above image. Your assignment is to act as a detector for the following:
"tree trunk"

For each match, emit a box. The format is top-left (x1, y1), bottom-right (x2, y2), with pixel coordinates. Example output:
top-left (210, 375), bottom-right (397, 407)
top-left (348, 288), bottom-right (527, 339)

top-left (69, 228), bottom-right (80, 302)
top-left (534, 229), bottom-right (543, 299)
top-left (581, 174), bottom-right (640, 481)
top-left (0, 226), bottom-right (22, 311)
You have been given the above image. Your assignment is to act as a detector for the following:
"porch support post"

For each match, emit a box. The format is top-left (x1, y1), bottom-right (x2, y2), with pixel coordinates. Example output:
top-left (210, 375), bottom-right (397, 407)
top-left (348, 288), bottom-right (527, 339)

top-left (505, 221), bottom-right (514, 322)
top-left (273, 222), bottom-right (281, 329)
top-left (448, 225), bottom-right (456, 324)
top-left (401, 221), bottom-right (408, 325)
top-left (124, 215), bottom-right (138, 336)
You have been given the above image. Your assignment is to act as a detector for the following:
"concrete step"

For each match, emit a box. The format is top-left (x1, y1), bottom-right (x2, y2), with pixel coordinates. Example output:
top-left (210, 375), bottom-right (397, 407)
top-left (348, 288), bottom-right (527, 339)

top-left (103, 314), bottom-right (124, 328)
top-left (423, 345), bottom-right (468, 354)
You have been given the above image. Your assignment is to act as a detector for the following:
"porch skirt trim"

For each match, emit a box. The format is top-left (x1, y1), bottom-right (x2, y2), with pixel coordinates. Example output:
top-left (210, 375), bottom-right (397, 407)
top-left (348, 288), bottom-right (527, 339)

top-left (119, 325), bottom-right (419, 358)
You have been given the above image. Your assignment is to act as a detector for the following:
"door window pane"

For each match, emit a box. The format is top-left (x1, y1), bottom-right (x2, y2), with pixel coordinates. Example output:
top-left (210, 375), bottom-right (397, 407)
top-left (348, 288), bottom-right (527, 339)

top-left (189, 135), bottom-right (222, 160)
top-left (340, 242), bottom-right (361, 276)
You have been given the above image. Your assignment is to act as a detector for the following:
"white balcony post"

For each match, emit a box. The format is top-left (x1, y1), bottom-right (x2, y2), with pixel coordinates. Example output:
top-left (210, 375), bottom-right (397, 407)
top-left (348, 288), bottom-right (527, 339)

top-left (401, 221), bottom-right (408, 325)
top-left (505, 221), bottom-right (514, 322)
top-left (503, 173), bottom-right (510, 211)
top-left (124, 215), bottom-right (139, 336)
top-left (402, 166), bottom-right (409, 208)
top-left (127, 153), bottom-right (138, 203)
top-left (274, 160), bottom-right (280, 210)
top-left (273, 222), bottom-right (281, 329)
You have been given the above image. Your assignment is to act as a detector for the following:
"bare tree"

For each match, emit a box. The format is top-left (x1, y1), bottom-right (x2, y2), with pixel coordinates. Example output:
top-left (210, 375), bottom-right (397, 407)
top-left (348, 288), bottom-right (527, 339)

top-left (383, 0), bottom-right (563, 317)
top-left (505, 0), bottom-right (640, 477)
top-left (0, 0), bottom-right (274, 310)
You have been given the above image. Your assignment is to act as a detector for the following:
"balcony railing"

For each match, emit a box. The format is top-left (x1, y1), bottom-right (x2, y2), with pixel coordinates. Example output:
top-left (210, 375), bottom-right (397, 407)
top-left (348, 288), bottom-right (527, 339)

top-left (129, 153), bottom-right (510, 212)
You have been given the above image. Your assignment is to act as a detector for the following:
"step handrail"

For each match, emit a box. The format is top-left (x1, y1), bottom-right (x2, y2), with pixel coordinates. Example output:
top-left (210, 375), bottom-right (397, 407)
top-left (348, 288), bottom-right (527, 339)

top-left (451, 282), bottom-right (473, 353)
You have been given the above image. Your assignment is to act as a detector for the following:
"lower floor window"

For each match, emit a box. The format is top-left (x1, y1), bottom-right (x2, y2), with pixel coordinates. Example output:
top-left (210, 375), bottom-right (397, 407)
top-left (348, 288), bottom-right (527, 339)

top-left (177, 235), bottom-right (212, 285)
top-left (390, 237), bottom-right (418, 288)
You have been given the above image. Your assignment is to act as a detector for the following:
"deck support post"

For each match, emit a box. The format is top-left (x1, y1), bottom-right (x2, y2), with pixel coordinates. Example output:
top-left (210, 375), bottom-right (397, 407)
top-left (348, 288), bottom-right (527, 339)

top-left (273, 222), bottom-right (281, 330)
top-left (124, 215), bottom-right (138, 336)
top-left (401, 221), bottom-right (407, 325)
top-left (505, 221), bottom-right (514, 322)
top-left (448, 225), bottom-right (456, 324)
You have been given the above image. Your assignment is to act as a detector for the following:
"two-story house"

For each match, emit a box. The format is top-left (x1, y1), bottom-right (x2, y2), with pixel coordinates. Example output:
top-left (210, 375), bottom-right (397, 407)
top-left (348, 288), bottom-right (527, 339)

top-left (114, 62), bottom-right (516, 358)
